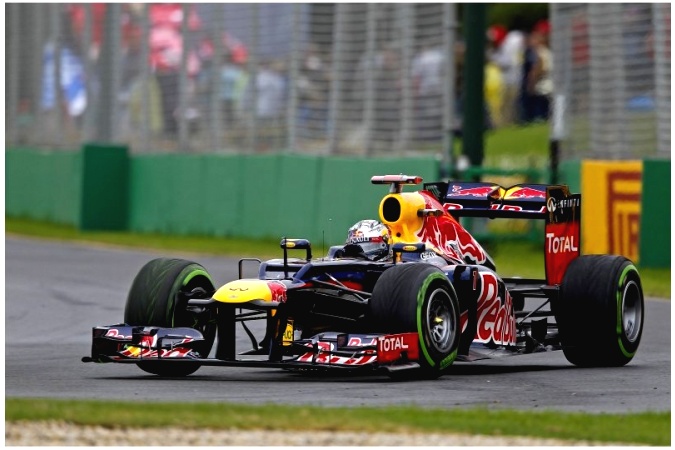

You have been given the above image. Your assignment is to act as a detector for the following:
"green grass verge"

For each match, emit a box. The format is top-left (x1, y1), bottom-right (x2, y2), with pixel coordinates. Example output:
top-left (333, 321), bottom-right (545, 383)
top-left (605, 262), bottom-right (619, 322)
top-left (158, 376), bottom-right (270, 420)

top-left (5, 398), bottom-right (669, 446)
top-left (6, 217), bottom-right (670, 298)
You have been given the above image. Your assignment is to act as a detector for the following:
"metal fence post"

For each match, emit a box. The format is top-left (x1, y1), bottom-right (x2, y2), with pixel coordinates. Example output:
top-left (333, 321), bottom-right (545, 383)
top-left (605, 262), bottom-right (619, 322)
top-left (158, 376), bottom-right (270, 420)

top-left (140, 4), bottom-right (151, 153)
top-left (653, 3), bottom-right (671, 158)
top-left (611, 4), bottom-right (628, 158)
top-left (81, 4), bottom-right (94, 142)
top-left (397, 4), bottom-right (414, 155)
top-left (30, 4), bottom-right (45, 141)
top-left (178, 4), bottom-right (190, 151)
top-left (209, 4), bottom-right (225, 151)
top-left (50, 3), bottom-right (65, 147)
top-left (327, 4), bottom-right (346, 155)
top-left (245, 4), bottom-right (260, 153)
top-left (286, 3), bottom-right (302, 153)
top-left (363, 4), bottom-right (377, 156)
top-left (96, 4), bottom-right (121, 143)
top-left (441, 3), bottom-right (458, 178)
top-left (462, 3), bottom-right (486, 172)
top-left (588, 4), bottom-right (628, 158)
top-left (7, 3), bottom-right (20, 145)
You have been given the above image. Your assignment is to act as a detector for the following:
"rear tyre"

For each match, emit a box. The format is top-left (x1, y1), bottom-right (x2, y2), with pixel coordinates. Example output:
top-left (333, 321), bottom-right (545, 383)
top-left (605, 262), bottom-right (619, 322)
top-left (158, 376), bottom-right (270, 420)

top-left (370, 263), bottom-right (460, 379)
top-left (124, 258), bottom-right (216, 376)
top-left (554, 255), bottom-right (644, 367)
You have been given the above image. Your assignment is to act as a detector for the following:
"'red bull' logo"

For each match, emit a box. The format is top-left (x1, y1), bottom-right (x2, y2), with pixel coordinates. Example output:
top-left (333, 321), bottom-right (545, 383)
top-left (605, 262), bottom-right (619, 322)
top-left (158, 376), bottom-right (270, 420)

top-left (448, 185), bottom-right (498, 198)
top-left (505, 186), bottom-right (546, 199)
top-left (120, 334), bottom-right (195, 359)
top-left (347, 337), bottom-right (378, 347)
top-left (475, 271), bottom-right (516, 346)
top-left (296, 341), bottom-right (377, 366)
top-left (417, 195), bottom-right (488, 265)
top-left (105, 329), bottom-right (131, 340)
top-left (267, 280), bottom-right (287, 303)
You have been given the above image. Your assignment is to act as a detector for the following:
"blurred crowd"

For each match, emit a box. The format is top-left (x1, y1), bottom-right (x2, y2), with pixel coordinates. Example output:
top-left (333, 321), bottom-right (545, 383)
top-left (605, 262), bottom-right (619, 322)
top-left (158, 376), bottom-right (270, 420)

top-left (484, 19), bottom-right (552, 127)
top-left (41, 5), bottom-right (554, 149)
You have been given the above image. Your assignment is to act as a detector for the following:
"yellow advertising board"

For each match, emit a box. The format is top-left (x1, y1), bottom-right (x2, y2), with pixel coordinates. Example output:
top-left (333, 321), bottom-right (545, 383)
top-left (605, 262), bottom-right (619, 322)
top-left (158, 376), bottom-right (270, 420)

top-left (581, 161), bottom-right (643, 263)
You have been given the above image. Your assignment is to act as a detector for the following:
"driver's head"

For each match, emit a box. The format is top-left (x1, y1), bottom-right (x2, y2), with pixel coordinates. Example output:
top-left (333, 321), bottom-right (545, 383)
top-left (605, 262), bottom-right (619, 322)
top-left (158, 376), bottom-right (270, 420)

top-left (345, 220), bottom-right (391, 261)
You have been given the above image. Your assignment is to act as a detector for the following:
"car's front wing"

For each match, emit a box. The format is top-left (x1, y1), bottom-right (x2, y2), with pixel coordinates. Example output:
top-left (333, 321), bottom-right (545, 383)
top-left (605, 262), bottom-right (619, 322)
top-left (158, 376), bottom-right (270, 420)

top-left (82, 325), bottom-right (422, 374)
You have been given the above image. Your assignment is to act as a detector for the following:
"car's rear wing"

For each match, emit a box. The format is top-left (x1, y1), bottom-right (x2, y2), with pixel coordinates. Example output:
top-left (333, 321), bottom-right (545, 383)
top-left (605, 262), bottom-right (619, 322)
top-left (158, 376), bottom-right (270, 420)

top-left (423, 181), bottom-right (549, 219)
top-left (422, 181), bottom-right (581, 285)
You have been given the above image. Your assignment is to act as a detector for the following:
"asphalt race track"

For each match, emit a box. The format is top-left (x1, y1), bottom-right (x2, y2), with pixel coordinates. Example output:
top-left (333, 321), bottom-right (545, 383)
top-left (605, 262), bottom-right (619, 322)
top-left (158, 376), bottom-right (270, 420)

top-left (5, 236), bottom-right (671, 413)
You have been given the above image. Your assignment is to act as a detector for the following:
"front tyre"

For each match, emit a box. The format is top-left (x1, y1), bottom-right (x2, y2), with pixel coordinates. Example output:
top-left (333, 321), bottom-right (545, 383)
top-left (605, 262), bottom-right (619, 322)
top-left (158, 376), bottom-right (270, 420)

top-left (554, 255), bottom-right (644, 367)
top-left (370, 264), bottom-right (460, 379)
top-left (124, 258), bottom-right (216, 376)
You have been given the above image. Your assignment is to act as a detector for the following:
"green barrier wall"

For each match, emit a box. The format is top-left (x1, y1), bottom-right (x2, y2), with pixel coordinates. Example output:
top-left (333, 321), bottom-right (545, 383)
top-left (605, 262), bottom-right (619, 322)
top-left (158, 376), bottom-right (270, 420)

top-left (7, 147), bottom-right (666, 268)
top-left (6, 148), bottom-right (82, 225)
top-left (127, 153), bottom-right (439, 243)
top-left (639, 159), bottom-right (670, 268)
top-left (80, 143), bottom-right (128, 231)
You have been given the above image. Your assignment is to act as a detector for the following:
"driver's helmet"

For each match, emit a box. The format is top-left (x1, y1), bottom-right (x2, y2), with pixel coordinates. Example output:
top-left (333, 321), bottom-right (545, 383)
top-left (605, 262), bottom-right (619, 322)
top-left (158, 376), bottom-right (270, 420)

top-left (345, 220), bottom-right (391, 261)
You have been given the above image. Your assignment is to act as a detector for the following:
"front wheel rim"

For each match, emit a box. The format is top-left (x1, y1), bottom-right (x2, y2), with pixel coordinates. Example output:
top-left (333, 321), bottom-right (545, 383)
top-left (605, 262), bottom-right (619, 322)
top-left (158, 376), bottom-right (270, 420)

top-left (622, 279), bottom-right (642, 343)
top-left (425, 288), bottom-right (456, 353)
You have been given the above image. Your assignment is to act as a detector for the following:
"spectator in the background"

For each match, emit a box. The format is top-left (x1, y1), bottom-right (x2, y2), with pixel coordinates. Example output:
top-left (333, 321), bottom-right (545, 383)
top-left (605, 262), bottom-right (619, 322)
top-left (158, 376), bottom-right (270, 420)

top-left (256, 61), bottom-right (286, 120)
top-left (194, 30), bottom-right (249, 135)
top-left (520, 20), bottom-right (552, 123)
top-left (117, 26), bottom-right (146, 137)
top-left (243, 60), bottom-right (287, 150)
top-left (485, 25), bottom-right (506, 127)
top-left (41, 10), bottom-right (87, 127)
top-left (490, 25), bottom-right (525, 126)
top-left (452, 39), bottom-right (494, 134)
top-left (373, 44), bottom-right (402, 148)
top-left (148, 4), bottom-right (203, 136)
top-left (623, 4), bottom-right (654, 106)
top-left (151, 28), bottom-right (182, 137)
top-left (411, 38), bottom-right (445, 141)
top-left (297, 43), bottom-right (329, 138)
top-left (219, 49), bottom-right (249, 128)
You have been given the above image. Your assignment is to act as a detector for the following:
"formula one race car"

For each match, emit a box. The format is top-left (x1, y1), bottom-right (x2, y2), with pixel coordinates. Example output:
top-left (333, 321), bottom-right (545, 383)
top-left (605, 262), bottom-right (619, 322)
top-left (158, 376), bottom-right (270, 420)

top-left (83, 175), bottom-right (644, 379)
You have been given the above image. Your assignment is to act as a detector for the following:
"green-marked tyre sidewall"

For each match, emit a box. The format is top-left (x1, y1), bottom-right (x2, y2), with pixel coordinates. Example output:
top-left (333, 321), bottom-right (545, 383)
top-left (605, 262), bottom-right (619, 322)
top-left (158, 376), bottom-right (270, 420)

top-left (370, 263), bottom-right (460, 377)
top-left (614, 264), bottom-right (643, 358)
top-left (555, 255), bottom-right (644, 367)
top-left (124, 258), bottom-right (216, 376)
top-left (125, 259), bottom-right (214, 328)
top-left (165, 266), bottom-right (213, 327)
top-left (416, 272), bottom-right (459, 371)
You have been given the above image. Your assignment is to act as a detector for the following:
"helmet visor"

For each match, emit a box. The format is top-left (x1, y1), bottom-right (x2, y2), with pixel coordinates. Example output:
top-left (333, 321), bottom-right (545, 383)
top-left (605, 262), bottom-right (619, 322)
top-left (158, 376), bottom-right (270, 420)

top-left (357, 241), bottom-right (389, 260)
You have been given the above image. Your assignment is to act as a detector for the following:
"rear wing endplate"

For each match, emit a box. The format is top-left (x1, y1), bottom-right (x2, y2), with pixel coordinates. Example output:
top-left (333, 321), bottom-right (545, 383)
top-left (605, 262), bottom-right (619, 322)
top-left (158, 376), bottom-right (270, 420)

top-left (423, 181), bottom-right (581, 285)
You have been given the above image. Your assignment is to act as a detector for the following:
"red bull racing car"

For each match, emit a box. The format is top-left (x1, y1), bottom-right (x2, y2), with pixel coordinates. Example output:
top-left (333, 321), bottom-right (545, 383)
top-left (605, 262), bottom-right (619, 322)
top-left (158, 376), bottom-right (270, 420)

top-left (83, 175), bottom-right (644, 379)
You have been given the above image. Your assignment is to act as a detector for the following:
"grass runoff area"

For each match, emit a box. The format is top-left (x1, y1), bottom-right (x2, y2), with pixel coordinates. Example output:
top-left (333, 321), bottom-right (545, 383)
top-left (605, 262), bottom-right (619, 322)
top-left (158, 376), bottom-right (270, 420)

top-left (5, 398), bottom-right (670, 445)
top-left (6, 216), bottom-right (671, 298)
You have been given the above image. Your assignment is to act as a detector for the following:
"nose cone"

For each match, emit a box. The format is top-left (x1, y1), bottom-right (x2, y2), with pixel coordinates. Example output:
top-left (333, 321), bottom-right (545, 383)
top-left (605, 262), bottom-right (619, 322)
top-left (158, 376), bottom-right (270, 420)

top-left (213, 279), bottom-right (286, 304)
